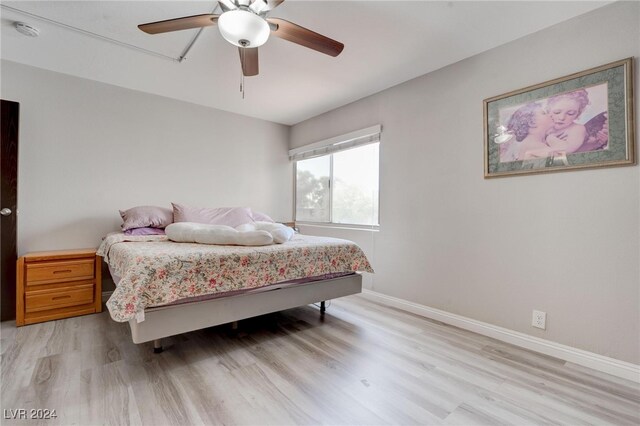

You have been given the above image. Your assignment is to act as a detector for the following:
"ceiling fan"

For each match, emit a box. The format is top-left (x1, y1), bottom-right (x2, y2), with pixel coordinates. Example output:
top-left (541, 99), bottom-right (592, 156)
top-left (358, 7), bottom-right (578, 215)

top-left (138, 0), bottom-right (344, 77)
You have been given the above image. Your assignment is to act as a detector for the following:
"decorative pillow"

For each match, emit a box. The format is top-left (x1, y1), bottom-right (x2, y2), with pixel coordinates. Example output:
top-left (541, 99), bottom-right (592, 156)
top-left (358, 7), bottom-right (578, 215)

top-left (172, 204), bottom-right (255, 228)
top-left (119, 206), bottom-right (173, 231)
top-left (123, 227), bottom-right (166, 236)
top-left (166, 222), bottom-right (273, 246)
top-left (250, 210), bottom-right (274, 223)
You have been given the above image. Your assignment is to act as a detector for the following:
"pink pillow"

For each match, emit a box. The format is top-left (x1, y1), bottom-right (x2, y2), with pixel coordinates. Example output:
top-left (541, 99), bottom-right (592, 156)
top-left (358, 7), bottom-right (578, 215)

top-left (124, 227), bottom-right (166, 236)
top-left (172, 204), bottom-right (255, 228)
top-left (120, 206), bottom-right (173, 231)
top-left (250, 210), bottom-right (274, 223)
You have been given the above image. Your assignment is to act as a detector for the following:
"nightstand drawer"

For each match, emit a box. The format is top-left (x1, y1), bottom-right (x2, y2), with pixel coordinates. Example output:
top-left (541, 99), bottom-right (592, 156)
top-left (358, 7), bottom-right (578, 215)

top-left (26, 259), bottom-right (94, 285)
top-left (25, 283), bottom-right (95, 313)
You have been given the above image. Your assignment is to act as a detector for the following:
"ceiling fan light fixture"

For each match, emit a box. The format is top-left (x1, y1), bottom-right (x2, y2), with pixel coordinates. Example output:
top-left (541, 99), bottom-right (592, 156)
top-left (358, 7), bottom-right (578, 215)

top-left (218, 9), bottom-right (270, 48)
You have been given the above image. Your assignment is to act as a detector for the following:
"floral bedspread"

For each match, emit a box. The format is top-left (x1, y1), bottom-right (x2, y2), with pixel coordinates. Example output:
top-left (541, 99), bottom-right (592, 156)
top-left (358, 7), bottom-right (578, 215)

top-left (98, 232), bottom-right (374, 322)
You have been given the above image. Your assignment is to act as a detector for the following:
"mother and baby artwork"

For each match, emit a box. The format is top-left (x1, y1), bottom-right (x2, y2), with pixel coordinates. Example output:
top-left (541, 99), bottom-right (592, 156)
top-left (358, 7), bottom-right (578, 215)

top-left (484, 58), bottom-right (634, 178)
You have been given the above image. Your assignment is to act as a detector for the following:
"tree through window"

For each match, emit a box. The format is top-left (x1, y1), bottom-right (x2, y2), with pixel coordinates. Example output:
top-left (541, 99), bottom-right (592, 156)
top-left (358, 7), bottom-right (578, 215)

top-left (295, 143), bottom-right (379, 226)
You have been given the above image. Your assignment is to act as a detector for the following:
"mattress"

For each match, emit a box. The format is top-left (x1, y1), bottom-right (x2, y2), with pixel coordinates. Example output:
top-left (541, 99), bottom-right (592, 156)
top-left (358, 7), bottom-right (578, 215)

top-left (98, 232), bottom-right (373, 322)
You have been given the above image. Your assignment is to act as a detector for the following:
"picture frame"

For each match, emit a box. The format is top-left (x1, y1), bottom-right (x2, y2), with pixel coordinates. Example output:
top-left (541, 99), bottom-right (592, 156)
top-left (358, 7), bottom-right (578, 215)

top-left (483, 58), bottom-right (635, 178)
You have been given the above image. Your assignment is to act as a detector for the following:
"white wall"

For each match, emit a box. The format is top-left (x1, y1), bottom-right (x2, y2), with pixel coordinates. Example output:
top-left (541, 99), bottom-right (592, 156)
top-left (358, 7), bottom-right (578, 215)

top-left (1, 60), bottom-right (292, 256)
top-left (291, 2), bottom-right (640, 364)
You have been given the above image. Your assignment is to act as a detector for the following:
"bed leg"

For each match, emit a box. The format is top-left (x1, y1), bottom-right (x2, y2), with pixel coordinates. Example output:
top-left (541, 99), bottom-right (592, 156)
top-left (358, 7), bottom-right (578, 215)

top-left (320, 301), bottom-right (326, 315)
top-left (153, 339), bottom-right (163, 354)
top-left (231, 321), bottom-right (238, 331)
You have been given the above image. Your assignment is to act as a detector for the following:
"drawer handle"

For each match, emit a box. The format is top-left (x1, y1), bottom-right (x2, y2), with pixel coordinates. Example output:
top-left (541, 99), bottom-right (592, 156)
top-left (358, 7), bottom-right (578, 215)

top-left (53, 269), bottom-right (73, 274)
top-left (52, 295), bottom-right (71, 300)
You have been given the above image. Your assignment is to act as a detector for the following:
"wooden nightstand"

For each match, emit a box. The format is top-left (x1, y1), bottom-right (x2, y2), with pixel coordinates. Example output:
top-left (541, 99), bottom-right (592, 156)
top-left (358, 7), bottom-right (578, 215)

top-left (16, 249), bottom-right (102, 326)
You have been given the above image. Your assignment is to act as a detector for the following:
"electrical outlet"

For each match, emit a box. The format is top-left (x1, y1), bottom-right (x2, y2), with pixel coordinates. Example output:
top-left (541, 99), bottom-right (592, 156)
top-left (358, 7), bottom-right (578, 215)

top-left (532, 310), bottom-right (546, 330)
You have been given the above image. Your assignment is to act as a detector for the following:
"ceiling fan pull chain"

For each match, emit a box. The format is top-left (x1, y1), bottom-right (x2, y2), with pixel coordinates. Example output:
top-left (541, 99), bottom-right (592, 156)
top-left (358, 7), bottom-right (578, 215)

top-left (240, 48), bottom-right (245, 99)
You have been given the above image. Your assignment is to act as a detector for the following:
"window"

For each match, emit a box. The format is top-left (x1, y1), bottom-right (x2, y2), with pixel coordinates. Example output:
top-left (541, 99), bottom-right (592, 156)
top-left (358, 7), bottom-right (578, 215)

top-left (295, 142), bottom-right (379, 226)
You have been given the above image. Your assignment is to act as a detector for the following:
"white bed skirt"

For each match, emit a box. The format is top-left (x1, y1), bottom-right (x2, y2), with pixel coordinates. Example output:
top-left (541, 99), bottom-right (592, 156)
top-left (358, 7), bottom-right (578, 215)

top-left (128, 272), bottom-right (363, 344)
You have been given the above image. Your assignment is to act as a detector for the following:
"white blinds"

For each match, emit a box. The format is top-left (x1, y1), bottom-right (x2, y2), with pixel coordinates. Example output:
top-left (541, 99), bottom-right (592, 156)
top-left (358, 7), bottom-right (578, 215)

top-left (289, 125), bottom-right (381, 161)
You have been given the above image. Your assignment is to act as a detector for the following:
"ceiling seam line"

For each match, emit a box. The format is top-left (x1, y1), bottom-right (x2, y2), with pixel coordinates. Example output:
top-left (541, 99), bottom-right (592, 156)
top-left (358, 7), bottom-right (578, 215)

top-left (1, 4), bottom-right (180, 62)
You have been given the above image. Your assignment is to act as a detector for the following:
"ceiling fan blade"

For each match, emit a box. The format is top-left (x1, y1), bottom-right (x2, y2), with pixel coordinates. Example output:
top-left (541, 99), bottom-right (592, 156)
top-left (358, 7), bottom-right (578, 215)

top-left (239, 47), bottom-right (259, 76)
top-left (138, 14), bottom-right (219, 34)
top-left (250, 0), bottom-right (284, 14)
top-left (267, 18), bottom-right (344, 57)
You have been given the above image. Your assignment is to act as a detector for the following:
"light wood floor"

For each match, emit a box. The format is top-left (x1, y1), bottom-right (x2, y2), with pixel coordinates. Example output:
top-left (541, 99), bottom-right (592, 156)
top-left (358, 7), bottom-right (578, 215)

top-left (1, 295), bottom-right (639, 425)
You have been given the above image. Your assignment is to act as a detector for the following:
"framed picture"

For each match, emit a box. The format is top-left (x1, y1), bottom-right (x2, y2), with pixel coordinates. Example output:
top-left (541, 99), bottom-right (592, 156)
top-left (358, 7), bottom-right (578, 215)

top-left (484, 58), bottom-right (635, 178)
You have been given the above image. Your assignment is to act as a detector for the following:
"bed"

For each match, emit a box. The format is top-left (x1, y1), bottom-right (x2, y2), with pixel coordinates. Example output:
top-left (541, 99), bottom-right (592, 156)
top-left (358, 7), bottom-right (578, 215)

top-left (98, 232), bottom-right (373, 351)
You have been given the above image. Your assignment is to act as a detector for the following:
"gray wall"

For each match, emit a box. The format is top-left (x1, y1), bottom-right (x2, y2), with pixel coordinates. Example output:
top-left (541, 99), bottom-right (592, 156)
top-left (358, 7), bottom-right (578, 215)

top-left (291, 2), bottom-right (640, 364)
top-left (2, 60), bottom-right (292, 289)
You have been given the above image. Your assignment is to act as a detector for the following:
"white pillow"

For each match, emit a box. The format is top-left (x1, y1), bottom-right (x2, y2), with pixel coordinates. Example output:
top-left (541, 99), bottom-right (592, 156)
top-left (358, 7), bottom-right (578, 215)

top-left (236, 221), bottom-right (294, 244)
top-left (166, 222), bottom-right (273, 246)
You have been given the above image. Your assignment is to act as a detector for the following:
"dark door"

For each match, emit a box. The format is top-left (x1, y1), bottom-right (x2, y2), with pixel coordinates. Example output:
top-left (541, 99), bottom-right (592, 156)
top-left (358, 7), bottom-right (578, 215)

top-left (1, 100), bottom-right (19, 321)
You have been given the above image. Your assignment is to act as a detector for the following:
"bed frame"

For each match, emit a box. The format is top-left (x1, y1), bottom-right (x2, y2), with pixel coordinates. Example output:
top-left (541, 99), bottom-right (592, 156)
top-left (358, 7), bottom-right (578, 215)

top-left (127, 273), bottom-right (363, 352)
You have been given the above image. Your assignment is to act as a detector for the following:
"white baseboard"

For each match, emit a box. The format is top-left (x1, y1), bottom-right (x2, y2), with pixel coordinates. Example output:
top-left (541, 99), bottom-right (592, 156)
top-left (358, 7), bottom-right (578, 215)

top-left (101, 291), bottom-right (113, 303)
top-left (360, 289), bottom-right (640, 383)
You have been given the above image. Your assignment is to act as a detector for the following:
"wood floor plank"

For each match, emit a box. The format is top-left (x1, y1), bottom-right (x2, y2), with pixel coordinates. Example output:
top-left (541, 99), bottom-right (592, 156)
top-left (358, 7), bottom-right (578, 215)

top-left (1, 294), bottom-right (638, 425)
top-left (240, 332), bottom-right (391, 424)
top-left (79, 360), bottom-right (142, 426)
top-left (274, 315), bottom-right (460, 421)
top-left (443, 403), bottom-right (511, 426)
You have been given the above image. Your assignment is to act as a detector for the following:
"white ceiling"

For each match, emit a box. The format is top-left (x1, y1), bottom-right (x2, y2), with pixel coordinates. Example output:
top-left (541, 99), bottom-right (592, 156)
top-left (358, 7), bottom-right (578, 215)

top-left (1, 1), bottom-right (609, 125)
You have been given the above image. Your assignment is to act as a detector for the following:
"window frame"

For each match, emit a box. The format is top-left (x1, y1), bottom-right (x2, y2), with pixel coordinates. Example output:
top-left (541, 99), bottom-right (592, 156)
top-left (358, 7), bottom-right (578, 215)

top-left (293, 142), bottom-right (380, 229)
